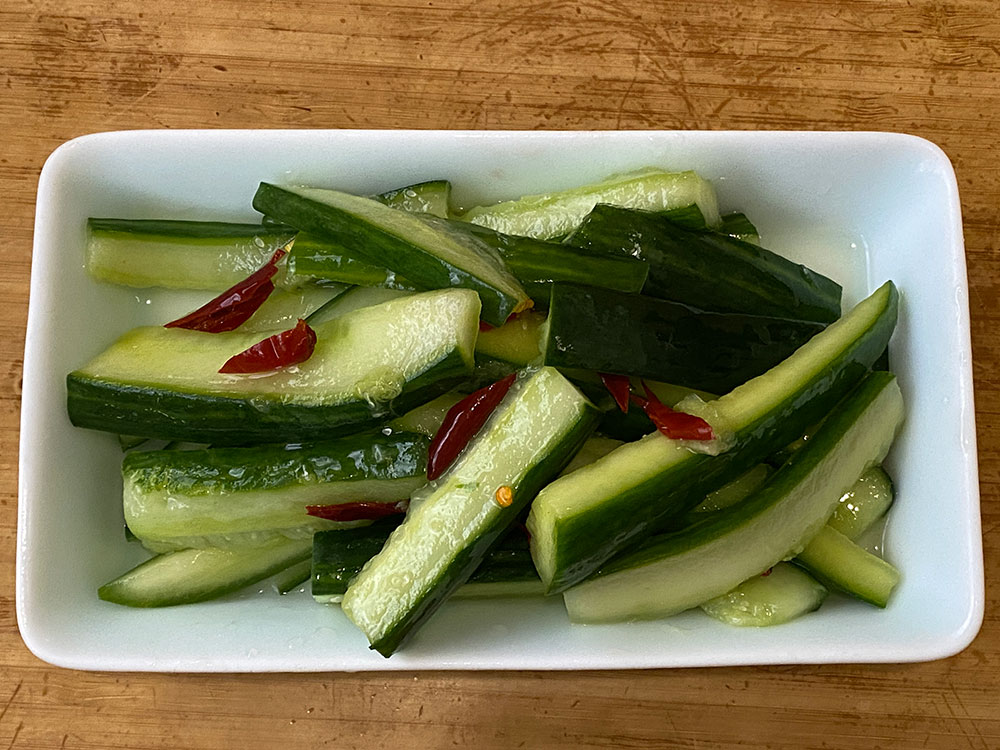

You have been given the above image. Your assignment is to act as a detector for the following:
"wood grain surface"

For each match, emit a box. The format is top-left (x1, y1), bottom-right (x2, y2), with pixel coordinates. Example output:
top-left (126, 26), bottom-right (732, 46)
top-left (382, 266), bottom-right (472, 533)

top-left (3, 1), bottom-right (999, 747)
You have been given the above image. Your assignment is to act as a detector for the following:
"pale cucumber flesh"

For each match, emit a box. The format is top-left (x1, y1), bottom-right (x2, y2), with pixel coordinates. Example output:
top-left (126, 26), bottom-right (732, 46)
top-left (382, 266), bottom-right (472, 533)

top-left (699, 563), bottom-right (828, 627)
top-left (74, 288), bottom-right (479, 403)
top-left (461, 169), bottom-right (722, 239)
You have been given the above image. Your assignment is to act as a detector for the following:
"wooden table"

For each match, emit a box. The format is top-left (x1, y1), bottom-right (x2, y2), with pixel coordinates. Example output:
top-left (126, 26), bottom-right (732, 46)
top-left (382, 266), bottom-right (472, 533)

top-left (2, 1), bottom-right (997, 747)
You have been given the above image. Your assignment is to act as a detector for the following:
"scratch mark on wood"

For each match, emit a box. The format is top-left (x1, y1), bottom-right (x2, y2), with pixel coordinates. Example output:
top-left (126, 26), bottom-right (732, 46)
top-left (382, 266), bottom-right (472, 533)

top-left (4, 722), bottom-right (23, 750)
top-left (615, 42), bottom-right (641, 129)
top-left (0, 682), bottom-right (22, 726)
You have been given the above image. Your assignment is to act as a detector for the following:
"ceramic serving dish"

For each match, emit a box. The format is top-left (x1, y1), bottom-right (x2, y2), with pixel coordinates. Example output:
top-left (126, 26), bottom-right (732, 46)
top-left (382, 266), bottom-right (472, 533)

top-left (18, 130), bottom-right (983, 671)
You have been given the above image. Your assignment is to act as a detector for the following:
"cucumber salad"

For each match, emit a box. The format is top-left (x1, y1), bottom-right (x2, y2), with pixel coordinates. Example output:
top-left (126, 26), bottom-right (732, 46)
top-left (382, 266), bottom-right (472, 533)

top-left (69, 169), bottom-right (903, 657)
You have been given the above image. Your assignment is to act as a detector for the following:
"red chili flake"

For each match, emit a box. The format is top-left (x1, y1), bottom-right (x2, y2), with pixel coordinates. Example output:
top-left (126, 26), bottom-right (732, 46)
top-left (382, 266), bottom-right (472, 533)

top-left (219, 318), bottom-right (317, 374)
top-left (305, 501), bottom-right (407, 522)
top-left (632, 381), bottom-right (715, 441)
top-left (761, 567), bottom-right (774, 577)
top-left (599, 373), bottom-right (632, 413)
top-left (427, 373), bottom-right (517, 481)
top-left (164, 248), bottom-right (286, 333)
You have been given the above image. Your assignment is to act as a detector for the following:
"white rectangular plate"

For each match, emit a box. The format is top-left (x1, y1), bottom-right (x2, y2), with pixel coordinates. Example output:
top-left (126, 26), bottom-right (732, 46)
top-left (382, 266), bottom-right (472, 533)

top-left (18, 130), bottom-right (983, 671)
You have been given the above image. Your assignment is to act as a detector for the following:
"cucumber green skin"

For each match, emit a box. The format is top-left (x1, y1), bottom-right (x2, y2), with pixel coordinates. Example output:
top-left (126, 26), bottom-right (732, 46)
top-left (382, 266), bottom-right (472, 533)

top-left (650, 204), bottom-right (707, 230)
top-left (375, 180), bottom-right (452, 218)
top-left (542, 284), bottom-right (897, 592)
top-left (290, 181), bottom-right (451, 284)
top-left (311, 521), bottom-right (537, 598)
top-left (719, 212), bottom-right (761, 244)
top-left (567, 205), bottom-right (842, 323)
top-left (253, 183), bottom-right (522, 326)
top-left (274, 559), bottom-right (313, 594)
top-left (312, 518), bottom-right (402, 598)
top-left (370, 399), bottom-right (599, 656)
top-left (289, 233), bottom-right (417, 289)
top-left (796, 525), bottom-right (900, 607)
top-left (453, 221), bottom-right (649, 297)
top-left (88, 219), bottom-right (296, 239)
top-left (123, 431), bottom-right (428, 494)
top-left (287, 223), bottom-right (649, 304)
top-left (595, 406), bottom-right (655, 442)
top-left (66, 349), bottom-right (467, 445)
top-left (98, 541), bottom-right (312, 607)
top-left (543, 283), bottom-right (825, 393)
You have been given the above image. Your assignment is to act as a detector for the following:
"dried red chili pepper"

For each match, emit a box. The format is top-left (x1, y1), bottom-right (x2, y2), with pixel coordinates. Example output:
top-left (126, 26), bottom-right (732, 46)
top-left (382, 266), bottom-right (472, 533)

top-left (219, 318), bottom-right (317, 374)
top-left (478, 320), bottom-right (495, 332)
top-left (631, 381), bottom-right (715, 441)
top-left (164, 248), bottom-right (286, 332)
top-left (426, 373), bottom-right (518, 480)
top-left (305, 501), bottom-right (407, 522)
top-left (599, 372), bottom-right (632, 413)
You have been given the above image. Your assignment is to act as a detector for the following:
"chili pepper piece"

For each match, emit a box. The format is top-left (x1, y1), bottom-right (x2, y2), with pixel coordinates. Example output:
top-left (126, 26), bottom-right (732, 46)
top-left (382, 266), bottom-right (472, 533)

top-left (219, 318), bottom-right (317, 374)
top-left (637, 381), bottom-right (715, 441)
top-left (427, 373), bottom-right (518, 481)
top-left (306, 501), bottom-right (407, 522)
top-left (599, 372), bottom-right (632, 413)
top-left (165, 248), bottom-right (286, 333)
top-left (478, 320), bottom-right (495, 332)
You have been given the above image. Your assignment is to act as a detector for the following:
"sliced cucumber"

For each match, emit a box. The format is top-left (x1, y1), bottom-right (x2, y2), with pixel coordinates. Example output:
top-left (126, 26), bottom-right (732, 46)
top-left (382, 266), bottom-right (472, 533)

top-left (559, 435), bottom-right (624, 477)
top-left (563, 371), bottom-right (903, 622)
top-left (284, 181), bottom-right (451, 288)
top-left (692, 464), bottom-right (773, 513)
top-left (720, 212), bottom-right (761, 245)
top-left (305, 287), bottom-right (539, 369)
top-left (388, 391), bottom-right (464, 437)
top-left (305, 286), bottom-right (414, 326)
top-left (274, 559), bottom-right (313, 594)
top-left (312, 519), bottom-right (541, 604)
top-left (828, 466), bottom-right (894, 540)
top-left (541, 283), bottom-right (824, 393)
top-left (312, 518), bottom-right (401, 604)
top-left (287, 222), bottom-right (647, 304)
top-left (98, 537), bottom-right (312, 607)
top-left (699, 563), bottom-right (828, 627)
top-left (567, 205), bottom-right (841, 323)
top-left (528, 281), bottom-right (898, 593)
top-left (453, 221), bottom-right (649, 300)
top-left (67, 288), bottom-right (480, 444)
top-left (253, 183), bottom-right (530, 326)
top-left (375, 179), bottom-right (452, 218)
top-left (461, 168), bottom-right (722, 239)
top-left (476, 311), bottom-right (545, 366)
top-left (86, 219), bottom-right (297, 291)
top-left (341, 367), bottom-right (598, 656)
top-left (241, 285), bottom-right (346, 332)
top-left (122, 431), bottom-right (428, 550)
top-left (286, 232), bottom-right (416, 289)
top-left (796, 525), bottom-right (900, 607)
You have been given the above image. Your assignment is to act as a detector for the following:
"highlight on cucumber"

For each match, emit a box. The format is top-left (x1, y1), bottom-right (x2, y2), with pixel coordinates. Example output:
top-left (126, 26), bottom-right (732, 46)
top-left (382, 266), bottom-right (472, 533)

top-left (71, 166), bottom-right (903, 657)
